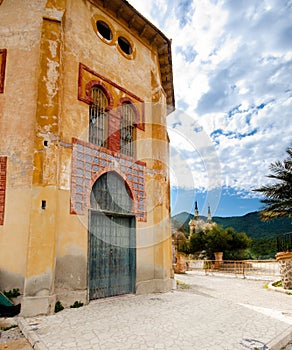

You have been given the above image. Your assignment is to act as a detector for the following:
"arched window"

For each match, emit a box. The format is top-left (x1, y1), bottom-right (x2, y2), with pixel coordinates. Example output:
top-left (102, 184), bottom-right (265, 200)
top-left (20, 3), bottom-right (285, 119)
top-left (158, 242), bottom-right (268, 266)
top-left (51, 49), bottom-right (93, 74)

top-left (90, 172), bottom-right (132, 214)
top-left (120, 102), bottom-right (136, 157)
top-left (89, 86), bottom-right (108, 147)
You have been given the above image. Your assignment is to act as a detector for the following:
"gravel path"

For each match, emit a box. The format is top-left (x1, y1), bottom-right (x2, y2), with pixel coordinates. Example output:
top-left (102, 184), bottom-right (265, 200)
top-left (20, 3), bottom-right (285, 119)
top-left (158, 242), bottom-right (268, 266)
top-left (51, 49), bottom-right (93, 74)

top-left (0, 318), bottom-right (33, 350)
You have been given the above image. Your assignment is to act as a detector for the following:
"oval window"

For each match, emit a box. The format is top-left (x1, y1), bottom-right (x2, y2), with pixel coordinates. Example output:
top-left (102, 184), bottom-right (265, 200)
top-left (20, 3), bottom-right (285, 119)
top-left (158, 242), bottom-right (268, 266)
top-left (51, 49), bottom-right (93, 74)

top-left (118, 36), bottom-right (132, 55)
top-left (96, 20), bottom-right (112, 41)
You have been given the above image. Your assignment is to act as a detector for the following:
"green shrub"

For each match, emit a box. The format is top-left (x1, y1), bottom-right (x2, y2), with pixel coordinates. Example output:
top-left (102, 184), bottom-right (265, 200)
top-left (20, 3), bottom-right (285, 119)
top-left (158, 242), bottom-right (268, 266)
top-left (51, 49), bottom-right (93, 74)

top-left (176, 280), bottom-right (190, 289)
top-left (70, 301), bottom-right (84, 308)
top-left (273, 280), bottom-right (282, 287)
top-left (55, 301), bottom-right (64, 313)
top-left (3, 288), bottom-right (21, 299)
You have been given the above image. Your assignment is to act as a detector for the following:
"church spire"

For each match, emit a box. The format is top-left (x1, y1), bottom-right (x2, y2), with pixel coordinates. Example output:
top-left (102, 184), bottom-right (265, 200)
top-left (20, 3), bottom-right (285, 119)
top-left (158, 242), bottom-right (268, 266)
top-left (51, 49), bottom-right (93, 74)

top-left (194, 201), bottom-right (199, 219)
top-left (207, 205), bottom-right (212, 222)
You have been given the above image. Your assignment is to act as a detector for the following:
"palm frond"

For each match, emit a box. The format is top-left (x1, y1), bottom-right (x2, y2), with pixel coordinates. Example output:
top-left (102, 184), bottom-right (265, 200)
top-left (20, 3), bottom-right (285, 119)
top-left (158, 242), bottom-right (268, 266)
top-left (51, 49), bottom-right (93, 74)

top-left (253, 146), bottom-right (292, 221)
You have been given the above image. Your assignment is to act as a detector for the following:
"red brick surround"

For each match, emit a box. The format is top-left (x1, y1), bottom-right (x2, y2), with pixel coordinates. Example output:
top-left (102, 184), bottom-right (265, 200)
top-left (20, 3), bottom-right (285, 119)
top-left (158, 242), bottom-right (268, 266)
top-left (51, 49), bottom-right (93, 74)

top-left (70, 138), bottom-right (146, 222)
top-left (0, 157), bottom-right (7, 225)
top-left (0, 49), bottom-right (7, 93)
top-left (78, 63), bottom-right (145, 130)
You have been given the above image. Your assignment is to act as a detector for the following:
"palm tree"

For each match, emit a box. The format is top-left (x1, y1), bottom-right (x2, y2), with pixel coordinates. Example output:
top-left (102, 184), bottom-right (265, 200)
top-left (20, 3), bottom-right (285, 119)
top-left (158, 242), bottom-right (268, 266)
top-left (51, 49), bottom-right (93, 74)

top-left (254, 146), bottom-right (292, 221)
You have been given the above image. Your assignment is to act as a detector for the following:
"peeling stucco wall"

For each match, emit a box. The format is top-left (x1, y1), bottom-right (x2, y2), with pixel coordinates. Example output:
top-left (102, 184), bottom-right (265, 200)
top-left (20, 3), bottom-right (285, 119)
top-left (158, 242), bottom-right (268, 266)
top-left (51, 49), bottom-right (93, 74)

top-left (0, 0), bottom-right (46, 294)
top-left (0, 0), bottom-right (173, 314)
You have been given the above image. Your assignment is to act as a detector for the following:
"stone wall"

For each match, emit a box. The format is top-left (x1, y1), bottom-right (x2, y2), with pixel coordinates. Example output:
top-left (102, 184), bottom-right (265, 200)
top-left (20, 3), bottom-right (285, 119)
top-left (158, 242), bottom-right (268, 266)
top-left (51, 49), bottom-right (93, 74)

top-left (276, 252), bottom-right (292, 290)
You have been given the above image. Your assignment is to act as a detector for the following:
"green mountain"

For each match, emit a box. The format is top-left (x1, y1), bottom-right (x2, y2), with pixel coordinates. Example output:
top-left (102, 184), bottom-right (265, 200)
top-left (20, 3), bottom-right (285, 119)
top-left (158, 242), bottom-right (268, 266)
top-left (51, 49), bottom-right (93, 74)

top-left (172, 211), bottom-right (292, 240)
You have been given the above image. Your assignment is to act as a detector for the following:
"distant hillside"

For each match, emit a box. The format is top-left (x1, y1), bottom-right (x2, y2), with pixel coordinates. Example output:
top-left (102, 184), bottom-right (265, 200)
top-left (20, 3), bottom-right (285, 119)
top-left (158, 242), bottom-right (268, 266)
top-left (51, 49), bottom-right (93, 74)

top-left (172, 211), bottom-right (292, 240)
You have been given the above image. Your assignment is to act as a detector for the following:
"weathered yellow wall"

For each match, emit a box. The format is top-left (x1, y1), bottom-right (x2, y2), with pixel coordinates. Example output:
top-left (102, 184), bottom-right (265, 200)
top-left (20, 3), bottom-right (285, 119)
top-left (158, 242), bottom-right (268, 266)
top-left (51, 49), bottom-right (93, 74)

top-left (0, 0), bottom-right (173, 311)
top-left (21, 1), bottom-right (66, 315)
top-left (0, 0), bottom-right (46, 291)
top-left (54, 0), bottom-right (172, 297)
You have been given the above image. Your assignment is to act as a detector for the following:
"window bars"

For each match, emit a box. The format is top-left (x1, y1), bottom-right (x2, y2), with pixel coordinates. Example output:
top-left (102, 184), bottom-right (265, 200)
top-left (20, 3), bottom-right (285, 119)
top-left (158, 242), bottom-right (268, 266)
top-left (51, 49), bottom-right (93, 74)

top-left (90, 171), bottom-right (133, 214)
top-left (89, 87), bottom-right (108, 147)
top-left (120, 103), bottom-right (135, 158)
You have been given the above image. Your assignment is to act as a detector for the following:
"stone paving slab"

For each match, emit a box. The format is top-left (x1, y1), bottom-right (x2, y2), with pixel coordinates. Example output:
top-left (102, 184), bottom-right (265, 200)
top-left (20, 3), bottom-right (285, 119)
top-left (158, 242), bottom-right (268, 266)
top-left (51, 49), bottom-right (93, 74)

top-left (18, 273), bottom-right (292, 350)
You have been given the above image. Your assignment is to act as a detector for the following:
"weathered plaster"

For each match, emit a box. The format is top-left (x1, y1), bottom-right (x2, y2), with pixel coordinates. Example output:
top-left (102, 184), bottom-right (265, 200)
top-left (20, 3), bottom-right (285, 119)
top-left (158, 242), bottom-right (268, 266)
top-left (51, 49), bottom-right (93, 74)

top-left (0, 0), bottom-right (46, 50)
top-left (23, 269), bottom-right (53, 297)
top-left (55, 254), bottom-right (87, 290)
top-left (1, 0), bottom-right (173, 314)
top-left (0, 270), bottom-right (24, 293)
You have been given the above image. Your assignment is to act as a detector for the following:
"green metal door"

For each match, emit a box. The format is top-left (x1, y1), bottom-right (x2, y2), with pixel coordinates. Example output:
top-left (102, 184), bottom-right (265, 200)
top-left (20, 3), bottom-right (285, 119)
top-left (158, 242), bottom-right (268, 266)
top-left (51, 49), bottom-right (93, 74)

top-left (88, 172), bottom-right (136, 299)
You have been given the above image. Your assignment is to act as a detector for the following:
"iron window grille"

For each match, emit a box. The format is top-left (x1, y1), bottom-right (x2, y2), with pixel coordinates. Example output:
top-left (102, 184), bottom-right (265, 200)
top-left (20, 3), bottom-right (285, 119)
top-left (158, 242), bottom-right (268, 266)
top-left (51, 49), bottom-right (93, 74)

top-left (89, 87), bottom-right (108, 147)
top-left (120, 103), bottom-right (135, 158)
top-left (90, 171), bottom-right (133, 215)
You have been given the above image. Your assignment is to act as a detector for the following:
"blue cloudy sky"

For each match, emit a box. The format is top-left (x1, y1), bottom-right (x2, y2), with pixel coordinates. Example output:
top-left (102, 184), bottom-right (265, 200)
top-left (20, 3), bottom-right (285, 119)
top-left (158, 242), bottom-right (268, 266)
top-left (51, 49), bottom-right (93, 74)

top-left (128, 0), bottom-right (292, 217)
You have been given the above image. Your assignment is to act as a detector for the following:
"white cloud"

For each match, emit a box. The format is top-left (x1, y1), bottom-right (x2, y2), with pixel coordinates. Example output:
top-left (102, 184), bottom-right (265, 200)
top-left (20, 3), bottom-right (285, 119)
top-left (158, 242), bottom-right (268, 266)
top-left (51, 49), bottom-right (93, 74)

top-left (128, 0), bottom-right (292, 200)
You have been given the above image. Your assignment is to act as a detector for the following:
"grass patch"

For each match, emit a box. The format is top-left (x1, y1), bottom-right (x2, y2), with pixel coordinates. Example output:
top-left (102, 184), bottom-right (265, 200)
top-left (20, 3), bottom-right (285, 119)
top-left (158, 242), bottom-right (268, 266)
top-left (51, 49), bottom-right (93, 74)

top-left (176, 280), bottom-right (190, 289)
top-left (0, 325), bottom-right (17, 331)
top-left (273, 280), bottom-right (283, 287)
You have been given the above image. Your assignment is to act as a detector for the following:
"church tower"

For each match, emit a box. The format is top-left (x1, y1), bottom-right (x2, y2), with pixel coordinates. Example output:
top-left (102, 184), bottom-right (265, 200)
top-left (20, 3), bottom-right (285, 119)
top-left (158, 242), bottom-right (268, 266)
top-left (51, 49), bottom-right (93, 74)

top-left (189, 201), bottom-right (199, 236)
top-left (207, 205), bottom-right (212, 222)
top-left (194, 201), bottom-right (199, 219)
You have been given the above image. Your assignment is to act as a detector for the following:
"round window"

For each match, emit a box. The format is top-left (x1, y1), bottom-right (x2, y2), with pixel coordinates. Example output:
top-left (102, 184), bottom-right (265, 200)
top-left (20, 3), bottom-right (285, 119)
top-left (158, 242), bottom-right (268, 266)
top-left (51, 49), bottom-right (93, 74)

top-left (96, 20), bottom-right (112, 41)
top-left (118, 36), bottom-right (133, 55)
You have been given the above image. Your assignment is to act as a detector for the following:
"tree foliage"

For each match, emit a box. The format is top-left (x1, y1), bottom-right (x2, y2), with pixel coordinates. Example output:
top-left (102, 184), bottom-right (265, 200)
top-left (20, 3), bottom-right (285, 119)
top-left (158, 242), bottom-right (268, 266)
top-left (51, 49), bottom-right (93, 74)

top-left (179, 224), bottom-right (251, 260)
top-left (254, 147), bottom-right (292, 221)
top-left (249, 238), bottom-right (277, 259)
top-left (172, 212), bottom-right (291, 240)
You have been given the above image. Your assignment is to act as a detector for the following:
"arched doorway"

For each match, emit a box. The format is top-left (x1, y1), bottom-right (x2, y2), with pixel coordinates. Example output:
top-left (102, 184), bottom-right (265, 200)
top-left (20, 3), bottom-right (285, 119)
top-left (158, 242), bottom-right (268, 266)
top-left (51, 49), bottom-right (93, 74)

top-left (88, 171), bottom-right (136, 299)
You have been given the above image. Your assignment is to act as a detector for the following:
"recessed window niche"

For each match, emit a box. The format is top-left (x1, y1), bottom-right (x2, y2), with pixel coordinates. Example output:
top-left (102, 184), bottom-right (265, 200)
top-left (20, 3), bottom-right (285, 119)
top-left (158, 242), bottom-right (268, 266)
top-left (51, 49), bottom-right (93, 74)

top-left (118, 36), bottom-right (132, 55)
top-left (96, 20), bottom-right (112, 41)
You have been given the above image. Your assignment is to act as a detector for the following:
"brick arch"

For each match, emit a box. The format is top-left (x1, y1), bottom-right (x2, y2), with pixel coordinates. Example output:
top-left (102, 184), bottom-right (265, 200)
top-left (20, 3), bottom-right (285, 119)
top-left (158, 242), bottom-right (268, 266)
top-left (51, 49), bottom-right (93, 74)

top-left (85, 80), bottom-right (114, 110)
top-left (118, 97), bottom-right (140, 125)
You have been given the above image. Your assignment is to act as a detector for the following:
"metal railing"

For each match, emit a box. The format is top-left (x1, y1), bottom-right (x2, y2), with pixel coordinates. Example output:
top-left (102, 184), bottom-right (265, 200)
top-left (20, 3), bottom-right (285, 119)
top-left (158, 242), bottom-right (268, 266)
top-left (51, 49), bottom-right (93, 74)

top-left (188, 260), bottom-right (280, 279)
top-left (277, 232), bottom-right (292, 252)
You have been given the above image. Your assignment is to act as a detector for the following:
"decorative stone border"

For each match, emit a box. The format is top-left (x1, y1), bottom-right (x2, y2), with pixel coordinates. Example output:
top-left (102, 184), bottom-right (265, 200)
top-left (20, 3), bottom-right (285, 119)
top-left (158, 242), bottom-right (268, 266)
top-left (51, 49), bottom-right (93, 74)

top-left (70, 138), bottom-right (146, 222)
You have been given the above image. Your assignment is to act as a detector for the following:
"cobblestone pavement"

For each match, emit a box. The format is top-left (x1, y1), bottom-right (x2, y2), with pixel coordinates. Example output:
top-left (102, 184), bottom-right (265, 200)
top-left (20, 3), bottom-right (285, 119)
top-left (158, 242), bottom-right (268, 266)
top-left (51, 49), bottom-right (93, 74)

top-left (18, 273), bottom-right (292, 350)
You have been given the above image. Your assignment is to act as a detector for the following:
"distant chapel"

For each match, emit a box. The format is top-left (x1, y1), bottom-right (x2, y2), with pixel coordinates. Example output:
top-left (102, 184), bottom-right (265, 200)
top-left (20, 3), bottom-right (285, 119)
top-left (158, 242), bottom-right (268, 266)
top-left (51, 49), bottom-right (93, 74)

top-left (189, 202), bottom-right (216, 235)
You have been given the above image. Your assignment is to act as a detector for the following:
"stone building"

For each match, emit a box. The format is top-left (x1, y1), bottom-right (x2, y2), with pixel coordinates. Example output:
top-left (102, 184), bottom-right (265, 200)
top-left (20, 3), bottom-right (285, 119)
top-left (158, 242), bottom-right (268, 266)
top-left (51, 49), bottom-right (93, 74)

top-left (0, 0), bottom-right (175, 316)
